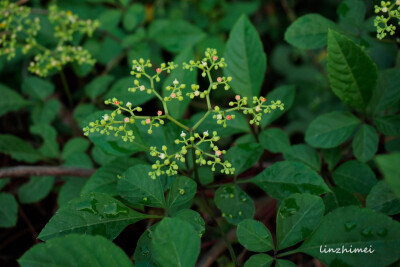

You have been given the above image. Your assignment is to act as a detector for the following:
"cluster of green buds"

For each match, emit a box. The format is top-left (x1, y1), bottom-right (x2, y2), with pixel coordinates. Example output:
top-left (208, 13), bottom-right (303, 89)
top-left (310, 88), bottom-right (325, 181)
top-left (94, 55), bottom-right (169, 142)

top-left (374, 1), bottom-right (400, 39)
top-left (0, 1), bottom-right (99, 76)
top-left (84, 48), bottom-right (283, 179)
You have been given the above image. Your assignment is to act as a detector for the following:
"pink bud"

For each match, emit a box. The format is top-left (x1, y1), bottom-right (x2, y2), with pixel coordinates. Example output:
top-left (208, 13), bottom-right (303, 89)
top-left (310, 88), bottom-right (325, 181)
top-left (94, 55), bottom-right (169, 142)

top-left (156, 68), bottom-right (161, 73)
top-left (114, 101), bottom-right (119, 105)
top-left (235, 95), bottom-right (240, 100)
top-left (124, 117), bottom-right (130, 123)
top-left (157, 110), bottom-right (162, 116)
top-left (226, 115), bottom-right (232, 120)
top-left (146, 119), bottom-right (151, 124)
top-left (216, 150), bottom-right (222, 156)
top-left (260, 97), bottom-right (266, 102)
top-left (213, 56), bottom-right (218, 61)
top-left (171, 93), bottom-right (176, 98)
top-left (217, 77), bottom-right (222, 82)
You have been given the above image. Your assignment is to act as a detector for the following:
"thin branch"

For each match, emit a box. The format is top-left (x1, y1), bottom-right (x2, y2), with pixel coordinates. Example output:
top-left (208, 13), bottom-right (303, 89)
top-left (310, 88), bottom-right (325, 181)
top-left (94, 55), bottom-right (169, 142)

top-left (0, 166), bottom-right (95, 179)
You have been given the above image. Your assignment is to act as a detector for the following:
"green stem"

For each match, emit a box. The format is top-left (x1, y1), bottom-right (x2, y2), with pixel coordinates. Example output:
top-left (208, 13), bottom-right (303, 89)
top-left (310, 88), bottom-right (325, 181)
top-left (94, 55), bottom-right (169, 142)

top-left (277, 249), bottom-right (299, 258)
top-left (192, 110), bottom-right (211, 131)
top-left (59, 70), bottom-right (73, 106)
top-left (166, 115), bottom-right (190, 131)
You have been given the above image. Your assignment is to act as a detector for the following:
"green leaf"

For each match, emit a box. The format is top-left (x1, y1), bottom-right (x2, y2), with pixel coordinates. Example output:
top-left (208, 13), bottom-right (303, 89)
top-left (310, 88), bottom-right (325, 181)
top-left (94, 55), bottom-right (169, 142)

top-left (327, 30), bottom-right (377, 109)
top-left (32, 99), bottom-right (60, 125)
top-left (324, 187), bottom-right (361, 214)
top-left (62, 138), bottom-right (90, 160)
top-left (259, 128), bottom-right (291, 153)
top-left (251, 161), bottom-right (330, 200)
top-left (198, 166), bottom-right (214, 185)
top-left (322, 147), bottom-right (342, 171)
top-left (260, 85), bottom-right (296, 128)
top-left (173, 209), bottom-right (205, 237)
top-left (375, 115), bottom-right (400, 136)
top-left (352, 124), bottom-right (379, 162)
top-left (30, 124), bottom-right (59, 159)
top-left (332, 160), bottom-right (377, 194)
top-left (149, 20), bottom-right (206, 53)
top-left (214, 185), bottom-right (255, 225)
top-left (224, 15), bottom-right (266, 100)
top-left (98, 9), bottom-right (122, 31)
top-left (305, 111), bottom-right (360, 148)
top-left (337, 0), bottom-right (366, 31)
top-left (276, 194), bottom-right (324, 250)
top-left (299, 206), bottom-right (400, 267)
top-left (0, 83), bottom-right (30, 117)
top-left (0, 178), bottom-right (9, 191)
top-left (284, 14), bottom-right (336, 49)
top-left (275, 259), bottom-right (297, 267)
top-left (21, 76), bottom-right (54, 101)
top-left (368, 69), bottom-right (400, 115)
top-left (19, 234), bottom-right (133, 267)
top-left (237, 219), bottom-right (274, 252)
top-left (82, 157), bottom-right (143, 195)
top-left (38, 192), bottom-right (149, 241)
top-left (225, 143), bottom-right (263, 175)
top-left (118, 164), bottom-right (166, 208)
top-left (123, 3), bottom-right (145, 31)
top-left (163, 48), bottom-right (196, 118)
top-left (244, 254), bottom-right (274, 267)
top-left (366, 181), bottom-right (400, 215)
top-left (84, 75), bottom-right (115, 100)
top-left (0, 193), bottom-right (18, 228)
top-left (18, 176), bottom-right (54, 204)
top-left (152, 218), bottom-right (200, 267)
top-left (0, 134), bottom-right (43, 163)
top-left (283, 144), bottom-right (321, 172)
top-left (58, 178), bottom-right (86, 208)
top-left (134, 224), bottom-right (158, 267)
top-left (167, 176), bottom-right (197, 212)
top-left (375, 153), bottom-right (400, 197)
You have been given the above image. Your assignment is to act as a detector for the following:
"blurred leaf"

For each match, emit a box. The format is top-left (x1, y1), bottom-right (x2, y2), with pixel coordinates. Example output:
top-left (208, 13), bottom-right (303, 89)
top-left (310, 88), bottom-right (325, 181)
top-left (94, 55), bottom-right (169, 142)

top-left (337, 0), bottom-right (366, 32)
top-left (352, 124), bottom-right (378, 162)
top-left (276, 194), bottom-right (324, 250)
top-left (305, 111), bottom-right (360, 148)
top-left (149, 19), bottom-right (206, 53)
top-left (0, 193), bottom-right (18, 228)
top-left (198, 166), bottom-right (214, 185)
top-left (217, 1), bottom-right (259, 31)
top-left (285, 14), bottom-right (336, 49)
top-left (214, 185), bottom-right (255, 225)
top-left (167, 176), bottom-right (197, 213)
top-left (134, 224), bottom-right (158, 266)
top-left (97, 37), bottom-right (123, 65)
top-left (224, 15), bottom-right (266, 101)
top-left (21, 76), bottom-right (54, 101)
top-left (30, 124), bottom-right (59, 159)
top-left (62, 138), bottom-right (90, 160)
top-left (252, 161), bottom-right (330, 200)
top-left (84, 75), bottom-right (115, 100)
top-left (0, 83), bottom-right (30, 117)
top-left (123, 4), bottom-right (145, 31)
top-left (18, 176), bottom-right (54, 204)
top-left (368, 69), bottom-right (400, 115)
top-left (366, 181), bottom-right (400, 215)
top-left (322, 147), bottom-right (342, 171)
top-left (58, 178), bottom-right (86, 208)
top-left (225, 143), bottom-right (263, 175)
top-left (98, 9), bottom-right (122, 31)
top-left (275, 259), bottom-right (297, 267)
top-left (0, 179), bottom-right (9, 191)
top-left (237, 219), bottom-right (274, 252)
top-left (0, 134), bottom-right (43, 163)
top-left (244, 254), bottom-right (274, 267)
top-left (327, 30), bottom-right (377, 109)
top-left (375, 153), bottom-right (400, 197)
top-left (283, 144), bottom-right (321, 172)
top-left (31, 99), bottom-right (60, 125)
top-left (19, 234), bottom-right (133, 267)
top-left (259, 128), bottom-right (290, 153)
top-left (323, 187), bottom-right (361, 214)
top-left (152, 218), bottom-right (200, 267)
top-left (375, 115), bottom-right (400, 136)
top-left (38, 192), bottom-right (149, 241)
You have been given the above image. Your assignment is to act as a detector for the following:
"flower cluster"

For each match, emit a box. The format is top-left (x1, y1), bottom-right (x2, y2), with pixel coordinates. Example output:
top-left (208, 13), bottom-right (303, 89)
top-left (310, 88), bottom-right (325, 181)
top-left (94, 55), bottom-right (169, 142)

top-left (0, 2), bottom-right (99, 76)
top-left (374, 1), bottom-right (400, 39)
top-left (84, 48), bottom-right (283, 179)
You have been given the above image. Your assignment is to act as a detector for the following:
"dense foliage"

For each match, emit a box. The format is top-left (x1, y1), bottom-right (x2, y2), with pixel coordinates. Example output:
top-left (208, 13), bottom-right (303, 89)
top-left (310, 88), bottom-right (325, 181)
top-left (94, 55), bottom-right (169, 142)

top-left (0, 0), bottom-right (400, 266)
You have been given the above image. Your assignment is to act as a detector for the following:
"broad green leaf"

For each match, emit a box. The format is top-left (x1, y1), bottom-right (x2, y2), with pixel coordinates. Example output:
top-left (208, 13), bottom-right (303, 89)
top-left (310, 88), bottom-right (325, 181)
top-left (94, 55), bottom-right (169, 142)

top-left (337, 0), bottom-right (366, 31)
top-left (327, 30), bottom-right (377, 109)
top-left (98, 9), bottom-right (122, 31)
top-left (284, 14), bottom-right (336, 49)
top-left (323, 187), bottom-right (361, 214)
top-left (0, 193), bottom-right (18, 228)
top-left (84, 75), bottom-right (115, 100)
top-left (244, 254), bottom-right (274, 267)
top-left (163, 48), bottom-right (196, 118)
top-left (368, 69), bottom-right (400, 115)
top-left (58, 178), bottom-right (86, 208)
top-left (18, 176), bottom-right (54, 204)
top-left (299, 206), bottom-right (400, 267)
top-left (0, 83), bottom-right (30, 117)
top-left (31, 99), bottom-right (60, 125)
top-left (322, 147), bottom-right (342, 171)
top-left (134, 224), bottom-right (158, 267)
top-left (260, 85), bottom-right (296, 128)
top-left (30, 124), bottom-right (59, 159)
top-left (21, 76), bottom-right (54, 101)
top-left (366, 181), bottom-right (400, 215)
top-left (216, 1), bottom-right (259, 31)
top-left (276, 194), bottom-right (324, 250)
top-left (152, 218), bottom-right (200, 267)
top-left (0, 134), bottom-right (43, 163)
top-left (224, 15), bottom-right (266, 100)
top-left (275, 260), bottom-right (297, 267)
top-left (173, 209), bottom-right (205, 237)
top-left (259, 128), bottom-right (291, 153)
top-left (82, 157), bottom-right (143, 195)
top-left (19, 234), bottom-right (133, 267)
top-left (167, 176), bottom-right (197, 212)
top-left (91, 145), bottom-right (118, 166)
top-left (352, 124), bottom-right (379, 162)
top-left (375, 115), bottom-right (400, 136)
top-left (225, 143), bottom-right (263, 175)
top-left (234, 134), bottom-right (257, 145)
top-left (122, 3), bottom-right (145, 31)
top-left (118, 164), bottom-right (166, 208)
top-left (97, 37), bottom-right (123, 65)
top-left (305, 111), bottom-right (360, 148)
top-left (283, 144), bottom-right (321, 172)
top-left (149, 20), bottom-right (206, 53)
top-left (332, 160), bottom-right (377, 194)
top-left (237, 219), bottom-right (274, 252)
top-left (198, 166), bottom-right (214, 185)
top-left (375, 153), bottom-right (400, 197)
top-left (0, 178), bottom-right (9, 191)
top-left (214, 185), bottom-right (255, 225)
top-left (252, 161), bottom-right (330, 200)
top-left (38, 192), bottom-right (149, 241)
top-left (63, 152), bottom-right (93, 168)
top-left (62, 138), bottom-right (90, 160)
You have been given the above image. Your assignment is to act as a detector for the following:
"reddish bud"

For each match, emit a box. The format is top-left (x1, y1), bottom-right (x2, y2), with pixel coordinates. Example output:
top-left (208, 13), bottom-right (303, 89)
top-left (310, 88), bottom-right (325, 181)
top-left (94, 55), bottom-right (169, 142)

top-left (114, 101), bottom-right (119, 105)
top-left (235, 95), bottom-right (240, 101)
top-left (171, 93), bottom-right (176, 98)
top-left (226, 115), bottom-right (232, 120)
top-left (145, 119), bottom-right (151, 124)
top-left (260, 97), bottom-right (266, 102)
top-left (156, 68), bottom-right (161, 73)
top-left (213, 56), bottom-right (218, 61)
top-left (157, 110), bottom-right (162, 116)
top-left (124, 117), bottom-right (130, 123)
top-left (217, 77), bottom-right (222, 82)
